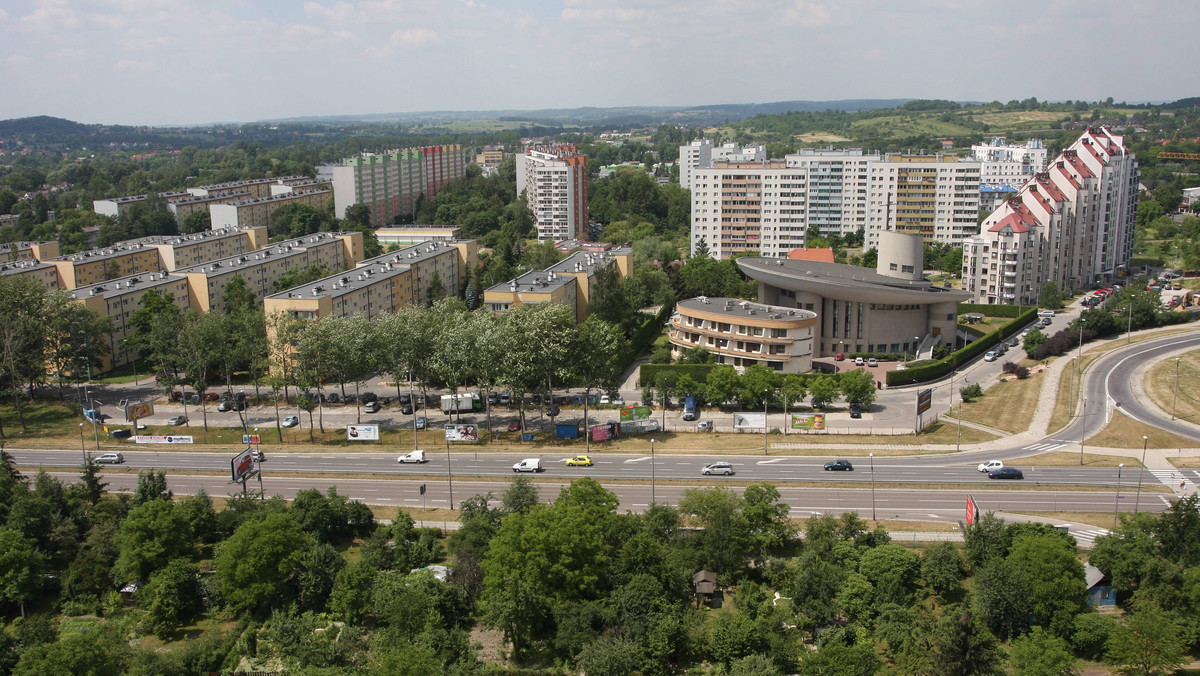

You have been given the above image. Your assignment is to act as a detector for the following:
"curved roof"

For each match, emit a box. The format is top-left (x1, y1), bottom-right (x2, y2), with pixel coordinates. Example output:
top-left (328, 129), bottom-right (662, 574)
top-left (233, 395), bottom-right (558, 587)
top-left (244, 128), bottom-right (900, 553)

top-left (737, 257), bottom-right (972, 305)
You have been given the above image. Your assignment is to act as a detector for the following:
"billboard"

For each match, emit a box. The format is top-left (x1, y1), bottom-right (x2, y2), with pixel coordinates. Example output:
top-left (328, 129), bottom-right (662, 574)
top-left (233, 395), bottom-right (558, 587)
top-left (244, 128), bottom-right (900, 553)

top-left (790, 413), bottom-right (826, 430)
top-left (242, 434), bottom-right (261, 445)
top-left (134, 435), bottom-right (193, 444)
top-left (444, 424), bottom-right (479, 442)
top-left (590, 424), bottom-right (611, 441)
top-left (231, 448), bottom-right (254, 483)
top-left (125, 401), bottom-right (153, 420)
top-left (916, 388), bottom-right (933, 415)
top-left (619, 405), bottom-right (651, 422)
top-left (733, 412), bottom-right (767, 429)
top-left (347, 425), bottom-right (379, 441)
top-left (966, 495), bottom-right (979, 527)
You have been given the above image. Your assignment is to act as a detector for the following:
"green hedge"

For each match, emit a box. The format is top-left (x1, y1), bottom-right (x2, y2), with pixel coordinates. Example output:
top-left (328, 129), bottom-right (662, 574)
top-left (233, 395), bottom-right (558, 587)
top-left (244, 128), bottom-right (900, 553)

top-left (639, 364), bottom-right (845, 387)
top-left (957, 303), bottom-right (1032, 318)
top-left (888, 307), bottom-right (1036, 386)
top-left (617, 305), bottom-right (672, 372)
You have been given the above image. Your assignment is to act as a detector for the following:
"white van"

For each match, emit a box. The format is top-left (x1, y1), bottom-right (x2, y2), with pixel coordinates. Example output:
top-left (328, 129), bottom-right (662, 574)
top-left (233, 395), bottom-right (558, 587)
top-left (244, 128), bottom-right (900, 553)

top-left (513, 458), bottom-right (543, 473)
top-left (397, 450), bottom-right (427, 463)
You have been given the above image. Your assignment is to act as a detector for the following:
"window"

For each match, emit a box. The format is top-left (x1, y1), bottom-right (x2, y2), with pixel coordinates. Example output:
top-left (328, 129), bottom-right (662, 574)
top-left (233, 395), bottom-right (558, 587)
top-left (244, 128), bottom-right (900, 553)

top-left (889, 263), bottom-right (898, 271)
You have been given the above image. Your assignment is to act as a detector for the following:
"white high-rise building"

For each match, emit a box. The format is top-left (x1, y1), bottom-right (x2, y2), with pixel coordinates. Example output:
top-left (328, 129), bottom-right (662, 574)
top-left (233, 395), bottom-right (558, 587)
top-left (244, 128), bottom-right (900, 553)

top-left (970, 138), bottom-right (1049, 188)
top-left (864, 154), bottom-right (982, 248)
top-left (516, 145), bottom-right (589, 242)
top-left (679, 139), bottom-right (766, 191)
top-left (961, 128), bottom-right (1138, 305)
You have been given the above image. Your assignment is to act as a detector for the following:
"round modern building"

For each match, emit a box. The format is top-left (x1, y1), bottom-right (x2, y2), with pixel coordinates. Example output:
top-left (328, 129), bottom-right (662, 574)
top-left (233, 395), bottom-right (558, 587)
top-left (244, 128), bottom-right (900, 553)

top-left (736, 233), bottom-right (971, 359)
top-left (669, 297), bottom-right (818, 373)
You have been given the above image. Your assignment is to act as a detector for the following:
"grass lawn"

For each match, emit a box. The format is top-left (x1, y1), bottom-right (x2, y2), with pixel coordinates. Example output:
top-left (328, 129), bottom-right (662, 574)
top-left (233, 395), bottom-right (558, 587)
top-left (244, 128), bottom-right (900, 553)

top-left (1167, 456), bottom-right (1200, 468)
top-left (954, 370), bottom-right (1044, 434)
top-left (0, 400), bottom-right (86, 440)
top-left (1144, 348), bottom-right (1200, 425)
top-left (1085, 411), bottom-right (1198, 449)
top-left (1020, 451), bottom-right (1140, 467)
top-left (1018, 511), bottom-right (1122, 530)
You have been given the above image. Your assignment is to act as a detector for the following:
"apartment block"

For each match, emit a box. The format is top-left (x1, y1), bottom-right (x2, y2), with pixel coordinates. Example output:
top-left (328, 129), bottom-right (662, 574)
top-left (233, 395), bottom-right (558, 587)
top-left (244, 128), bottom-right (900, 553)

top-left (0, 259), bottom-right (60, 290)
top-left (969, 138), bottom-right (1049, 188)
top-left (186, 176), bottom-right (322, 199)
top-left (142, 226), bottom-right (270, 271)
top-left (264, 253), bottom-right (416, 322)
top-left (93, 192), bottom-right (191, 219)
top-left (0, 240), bottom-right (59, 263)
top-left (71, 271), bottom-right (192, 371)
top-left (48, 243), bottom-right (164, 289)
top-left (166, 191), bottom-right (251, 223)
top-left (863, 154), bottom-right (982, 248)
top-left (323, 145), bottom-right (468, 227)
top-left (483, 248), bottom-right (631, 322)
top-left (209, 189), bottom-right (332, 230)
top-left (669, 297), bottom-right (818, 374)
top-left (375, 225), bottom-right (462, 247)
top-left (961, 128), bottom-right (1138, 305)
top-left (516, 145), bottom-right (589, 242)
top-left (179, 231), bottom-right (363, 314)
top-left (679, 139), bottom-right (767, 191)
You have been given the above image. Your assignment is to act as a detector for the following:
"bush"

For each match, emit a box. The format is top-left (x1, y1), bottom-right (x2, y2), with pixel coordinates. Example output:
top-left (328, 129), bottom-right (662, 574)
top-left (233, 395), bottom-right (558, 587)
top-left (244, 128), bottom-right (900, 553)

top-left (960, 383), bottom-right (984, 402)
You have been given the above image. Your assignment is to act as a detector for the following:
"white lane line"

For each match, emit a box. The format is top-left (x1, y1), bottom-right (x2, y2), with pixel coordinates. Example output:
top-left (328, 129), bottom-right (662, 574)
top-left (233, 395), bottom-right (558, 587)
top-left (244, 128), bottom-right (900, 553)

top-left (757, 458), bottom-right (787, 464)
top-left (624, 456), bottom-right (652, 463)
top-left (363, 489), bottom-right (379, 492)
top-left (377, 497), bottom-right (391, 501)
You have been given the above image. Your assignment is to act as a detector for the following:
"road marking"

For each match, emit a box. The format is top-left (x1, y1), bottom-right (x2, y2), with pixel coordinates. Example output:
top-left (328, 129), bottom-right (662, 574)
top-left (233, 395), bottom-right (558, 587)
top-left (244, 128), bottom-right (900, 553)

top-left (1149, 469), bottom-right (1196, 491)
top-left (757, 458), bottom-right (787, 464)
top-left (363, 489), bottom-right (379, 492)
top-left (631, 503), bottom-right (649, 507)
top-left (377, 497), bottom-right (391, 501)
top-left (1023, 442), bottom-right (1066, 452)
top-left (624, 456), bottom-right (652, 463)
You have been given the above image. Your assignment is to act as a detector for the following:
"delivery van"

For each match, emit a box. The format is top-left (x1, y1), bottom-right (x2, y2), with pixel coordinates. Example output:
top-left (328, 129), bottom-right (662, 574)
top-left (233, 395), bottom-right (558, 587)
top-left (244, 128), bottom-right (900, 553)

top-left (512, 458), bottom-right (543, 473)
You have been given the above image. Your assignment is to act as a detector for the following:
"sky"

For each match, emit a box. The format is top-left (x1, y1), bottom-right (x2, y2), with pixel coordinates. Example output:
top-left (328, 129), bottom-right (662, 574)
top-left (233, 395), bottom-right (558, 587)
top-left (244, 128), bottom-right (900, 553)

top-left (1, 0), bottom-right (1198, 126)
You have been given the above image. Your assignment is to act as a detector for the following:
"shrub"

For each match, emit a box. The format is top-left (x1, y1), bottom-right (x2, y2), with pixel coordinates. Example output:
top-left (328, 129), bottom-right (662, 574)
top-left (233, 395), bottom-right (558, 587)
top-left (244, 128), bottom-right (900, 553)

top-left (960, 383), bottom-right (984, 402)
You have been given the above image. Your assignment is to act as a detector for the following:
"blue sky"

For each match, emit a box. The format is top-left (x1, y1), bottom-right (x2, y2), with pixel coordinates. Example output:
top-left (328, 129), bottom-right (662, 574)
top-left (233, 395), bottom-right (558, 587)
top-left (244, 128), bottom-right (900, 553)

top-left (1, 0), bottom-right (1197, 126)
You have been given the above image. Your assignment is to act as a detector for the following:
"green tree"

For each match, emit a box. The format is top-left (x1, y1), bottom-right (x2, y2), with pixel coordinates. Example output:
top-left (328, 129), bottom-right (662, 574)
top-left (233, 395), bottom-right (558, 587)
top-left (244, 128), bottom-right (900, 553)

top-left (1009, 627), bottom-right (1077, 676)
top-left (840, 369), bottom-right (877, 406)
top-left (11, 622), bottom-right (130, 676)
top-left (1023, 329), bottom-right (1048, 358)
top-left (921, 541), bottom-right (966, 596)
top-left (796, 642), bottom-right (879, 676)
top-left (216, 512), bottom-right (312, 614)
top-left (139, 558), bottom-right (202, 637)
top-left (930, 605), bottom-right (1004, 676)
top-left (680, 486), bottom-right (750, 578)
top-left (808, 375), bottom-right (840, 408)
top-left (1007, 533), bottom-right (1087, 637)
top-left (575, 636), bottom-right (643, 676)
top-left (330, 559), bottom-right (376, 623)
top-left (858, 544), bottom-right (922, 606)
top-left (296, 541), bottom-right (345, 612)
top-left (113, 499), bottom-right (194, 584)
top-left (221, 274), bottom-right (257, 314)
top-left (180, 211), bottom-right (211, 233)
top-left (76, 455), bottom-right (108, 505)
top-left (132, 468), bottom-right (171, 506)
top-left (1039, 282), bottom-right (1064, 310)
top-left (704, 364), bottom-right (740, 406)
top-left (1106, 603), bottom-right (1187, 676)
top-left (0, 527), bottom-right (43, 617)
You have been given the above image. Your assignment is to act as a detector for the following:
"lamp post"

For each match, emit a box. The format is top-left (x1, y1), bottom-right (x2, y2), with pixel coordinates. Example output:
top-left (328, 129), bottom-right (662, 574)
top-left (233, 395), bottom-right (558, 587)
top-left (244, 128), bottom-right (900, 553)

top-left (650, 438), bottom-right (656, 505)
top-left (78, 423), bottom-right (86, 462)
top-left (913, 336), bottom-right (921, 361)
top-left (1134, 435), bottom-right (1148, 515)
top-left (1172, 358), bottom-right (1181, 421)
top-left (869, 452), bottom-right (876, 521)
top-left (763, 389), bottom-right (769, 456)
top-left (1079, 397), bottom-right (1087, 465)
top-left (1113, 463), bottom-right (1124, 530)
top-left (1126, 293), bottom-right (1133, 344)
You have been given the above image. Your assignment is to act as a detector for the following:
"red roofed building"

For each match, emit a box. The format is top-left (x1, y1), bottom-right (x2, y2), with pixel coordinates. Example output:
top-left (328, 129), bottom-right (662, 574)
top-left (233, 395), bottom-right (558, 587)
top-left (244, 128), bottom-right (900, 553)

top-left (962, 127), bottom-right (1138, 305)
top-left (786, 247), bottom-right (836, 263)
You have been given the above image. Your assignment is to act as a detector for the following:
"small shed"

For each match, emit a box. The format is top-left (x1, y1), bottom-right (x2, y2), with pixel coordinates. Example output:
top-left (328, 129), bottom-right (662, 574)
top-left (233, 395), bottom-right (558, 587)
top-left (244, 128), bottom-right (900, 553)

top-left (555, 420), bottom-right (581, 439)
top-left (962, 313), bottom-right (986, 324)
top-left (693, 570), bottom-right (719, 607)
top-left (1085, 563), bottom-right (1115, 607)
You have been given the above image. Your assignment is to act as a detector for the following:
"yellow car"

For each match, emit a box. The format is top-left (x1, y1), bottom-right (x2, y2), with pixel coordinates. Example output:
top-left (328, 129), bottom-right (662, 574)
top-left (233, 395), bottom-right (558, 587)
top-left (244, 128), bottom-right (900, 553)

top-left (566, 455), bottom-right (593, 467)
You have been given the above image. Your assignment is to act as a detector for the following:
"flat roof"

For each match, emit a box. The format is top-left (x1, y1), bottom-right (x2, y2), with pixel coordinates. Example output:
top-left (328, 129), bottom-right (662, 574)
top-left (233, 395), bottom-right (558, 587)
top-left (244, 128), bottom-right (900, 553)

top-left (371, 239), bottom-right (465, 267)
top-left (69, 271), bottom-right (185, 300)
top-left (97, 192), bottom-right (189, 205)
top-left (488, 268), bottom-right (575, 294)
top-left (167, 191), bottom-right (251, 206)
top-left (676, 297), bottom-right (817, 321)
top-left (738, 257), bottom-right (973, 304)
top-left (268, 257), bottom-right (411, 301)
top-left (218, 188), bottom-right (331, 208)
top-left (49, 241), bottom-right (160, 265)
top-left (127, 226), bottom-right (250, 248)
top-left (546, 249), bottom-right (629, 277)
top-left (177, 232), bottom-right (349, 277)
top-left (0, 240), bottom-right (52, 252)
top-left (0, 259), bottom-right (54, 276)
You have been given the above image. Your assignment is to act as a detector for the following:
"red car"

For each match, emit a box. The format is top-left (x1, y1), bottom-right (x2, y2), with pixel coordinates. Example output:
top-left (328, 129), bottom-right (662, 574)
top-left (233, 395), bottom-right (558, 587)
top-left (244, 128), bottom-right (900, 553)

top-left (203, 392), bottom-right (220, 402)
top-left (507, 421), bottom-right (521, 432)
top-left (834, 353), bottom-right (845, 361)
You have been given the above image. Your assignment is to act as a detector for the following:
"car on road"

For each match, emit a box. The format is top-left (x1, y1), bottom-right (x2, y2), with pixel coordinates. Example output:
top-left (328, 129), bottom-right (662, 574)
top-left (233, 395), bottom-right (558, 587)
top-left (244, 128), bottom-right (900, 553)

top-left (701, 461), bottom-right (735, 476)
top-left (988, 467), bottom-right (1024, 480)
top-left (697, 420), bottom-right (713, 432)
top-left (251, 450), bottom-right (266, 462)
top-left (854, 356), bottom-right (865, 366)
top-left (824, 459), bottom-right (854, 471)
top-left (866, 358), bottom-right (878, 367)
top-left (397, 450), bottom-right (427, 463)
top-left (984, 351), bottom-right (997, 362)
top-left (849, 404), bottom-right (861, 419)
top-left (415, 417), bottom-right (427, 430)
top-left (566, 455), bottom-right (593, 467)
top-left (513, 458), bottom-right (543, 473)
top-left (507, 421), bottom-right (521, 432)
top-left (611, 395), bottom-right (624, 406)
top-left (167, 415), bottom-right (187, 426)
top-left (364, 401), bottom-right (381, 414)
top-left (401, 402), bottom-right (422, 414)
top-left (217, 400), bottom-right (247, 412)
top-left (282, 416), bottom-right (299, 428)
top-left (96, 452), bottom-right (124, 464)
top-left (977, 460), bottom-right (1003, 473)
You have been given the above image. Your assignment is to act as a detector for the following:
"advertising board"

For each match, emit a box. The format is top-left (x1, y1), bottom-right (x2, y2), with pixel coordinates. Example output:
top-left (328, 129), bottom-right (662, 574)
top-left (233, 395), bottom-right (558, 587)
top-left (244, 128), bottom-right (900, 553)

top-left (619, 405), bottom-right (651, 422)
top-left (733, 412), bottom-right (767, 429)
top-left (917, 388), bottom-right (933, 415)
top-left (790, 413), bottom-right (826, 430)
top-left (590, 424), bottom-right (611, 441)
top-left (125, 401), bottom-right (154, 420)
top-left (242, 434), bottom-right (261, 445)
top-left (231, 448), bottom-right (254, 483)
top-left (444, 424), bottom-right (479, 442)
top-left (134, 435), bottom-right (194, 444)
top-left (346, 425), bottom-right (380, 441)
top-left (966, 495), bottom-right (979, 527)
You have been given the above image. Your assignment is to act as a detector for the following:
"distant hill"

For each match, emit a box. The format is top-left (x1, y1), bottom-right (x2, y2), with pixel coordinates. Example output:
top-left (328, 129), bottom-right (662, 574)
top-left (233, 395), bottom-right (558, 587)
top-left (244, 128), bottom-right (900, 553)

top-left (0, 115), bottom-right (92, 137)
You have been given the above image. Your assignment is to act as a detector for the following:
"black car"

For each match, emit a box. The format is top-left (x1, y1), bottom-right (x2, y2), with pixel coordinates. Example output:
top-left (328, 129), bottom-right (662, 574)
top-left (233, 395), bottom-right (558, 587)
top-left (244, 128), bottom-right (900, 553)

top-left (343, 394), bottom-right (358, 405)
top-left (849, 404), bottom-right (862, 419)
top-left (360, 392), bottom-right (378, 404)
top-left (109, 428), bottom-right (132, 439)
top-left (530, 394), bottom-right (542, 406)
top-left (988, 467), bottom-right (1024, 480)
top-left (546, 405), bottom-right (561, 418)
top-left (488, 392), bottom-right (499, 405)
top-left (326, 392), bottom-right (340, 404)
top-left (398, 393), bottom-right (411, 404)
top-left (824, 459), bottom-right (854, 471)
top-left (401, 403), bottom-right (414, 415)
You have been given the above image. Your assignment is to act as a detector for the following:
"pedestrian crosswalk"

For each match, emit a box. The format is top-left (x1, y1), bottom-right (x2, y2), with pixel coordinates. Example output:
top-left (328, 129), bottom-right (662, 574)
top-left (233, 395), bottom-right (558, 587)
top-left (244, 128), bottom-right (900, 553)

top-left (1022, 441), bottom-right (1070, 452)
top-left (1149, 469), bottom-right (1197, 492)
top-left (1071, 527), bottom-right (1110, 547)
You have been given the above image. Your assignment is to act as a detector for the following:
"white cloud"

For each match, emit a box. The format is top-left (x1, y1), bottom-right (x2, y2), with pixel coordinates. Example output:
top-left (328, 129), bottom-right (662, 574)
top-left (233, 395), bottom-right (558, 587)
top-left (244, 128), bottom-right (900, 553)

top-left (113, 58), bottom-right (157, 72)
top-left (20, 0), bottom-right (80, 30)
top-left (783, 1), bottom-right (833, 28)
top-left (388, 26), bottom-right (439, 47)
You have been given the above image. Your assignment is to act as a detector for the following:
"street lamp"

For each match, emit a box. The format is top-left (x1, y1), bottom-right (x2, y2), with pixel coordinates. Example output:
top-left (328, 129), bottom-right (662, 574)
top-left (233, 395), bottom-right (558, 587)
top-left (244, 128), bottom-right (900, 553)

top-left (1126, 294), bottom-right (1133, 344)
top-left (869, 452), bottom-right (876, 521)
top-left (1079, 397), bottom-right (1087, 466)
top-left (1113, 463), bottom-right (1124, 530)
top-left (650, 438), bottom-right (656, 505)
top-left (1172, 358), bottom-right (1181, 421)
top-left (1134, 435), bottom-right (1148, 515)
top-left (763, 389), bottom-right (769, 456)
top-left (78, 423), bottom-right (86, 461)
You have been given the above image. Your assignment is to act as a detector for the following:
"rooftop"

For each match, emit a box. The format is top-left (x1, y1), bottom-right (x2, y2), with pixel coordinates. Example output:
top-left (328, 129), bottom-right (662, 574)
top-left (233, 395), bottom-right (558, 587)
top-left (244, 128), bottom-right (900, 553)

top-left (49, 241), bottom-right (160, 265)
top-left (371, 239), bottom-right (466, 267)
top-left (98, 192), bottom-right (190, 205)
top-left (268, 256), bottom-right (411, 301)
top-left (676, 297), bottom-right (817, 322)
top-left (545, 249), bottom-right (629, 278)
top-left (738, 257), bottom-right (973, 304)
top-left (0, 259), bottom-right (54, 276)
top-left (218, 188), bottom-right (331, 208)
top-left (167, 191), bottom-right (251, 206)
top-left (69, 270), bottom-right (185, 300)
top-left (177, 232), bottom-right (350, 277)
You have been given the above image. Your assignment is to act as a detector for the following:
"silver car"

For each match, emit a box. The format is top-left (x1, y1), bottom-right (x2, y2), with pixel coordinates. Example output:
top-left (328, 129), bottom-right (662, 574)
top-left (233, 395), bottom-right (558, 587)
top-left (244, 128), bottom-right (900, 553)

top-left (701, 462), bottom-right (735, 476)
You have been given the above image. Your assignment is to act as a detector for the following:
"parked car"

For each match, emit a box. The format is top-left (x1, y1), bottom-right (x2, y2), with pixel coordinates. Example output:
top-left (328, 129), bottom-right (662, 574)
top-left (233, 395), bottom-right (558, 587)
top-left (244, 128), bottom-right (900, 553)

top-left (611, 395), bottom-right (624, 406)
top-left (546, 405), bottom-right (561, 418)
top-left (415, 417), bottom-right (427, 430)
top-left (204, 392), bottom-right (220, 402)
top-left (360, 392), bottom-right (378, 404)
top-left (401, 402), bottom-right (418, 415)
top-left (488, 392), bottom-right (499, 405)
top-left (364, 401), bottom-right (380, 414)
top-left (184, 394), bottom-right (200, 405)
top-left (696, 420), bottom-right (713, 432)
top-left (167, 415), bottom-right (187, 426)
top-left (217, 400), bottom-right (246, 412)
top-left (343, 394), bottom-right (358, 405)
top-left (108, 429), bottom-right (132, 439)
top-left (566, 455), bottom-right (593, 467)
top-left (701, 461), bottom-right (735, 476)
top-left (282, 416), bottom-right (299, 428)
top-left (983, 351), bottom-right (998, 362)
top-left (824, 459), bottom-right (854, 471)
top-left (397, 450), bottom-right (427, 463)
top-left (507, 421), bottom-right (522, 432)
top-left (96, 452), bottom-right (125, 464)
top-left (849, 403), bottom-right (862, 419)
top-left (988, 467), bottom-right (1024, 480)
top-left (977, 460), bottom-right (1004, 473)
top-left (168, 391), bottom-right (184, 402)
top-left (530, 394), bottom-right (542, 406)
top-left (599, 394), bottom-right (611, 405)
top-left (326, 392), bottom-right (340, 404)
top-left (398, 393), bottom-right (411, 404)
top-left (866, 358), bottom-right (878, 367)
top-left (854, 356), bottom-right (865, 366)
top-left (835, 352), bottom-right (845, 361)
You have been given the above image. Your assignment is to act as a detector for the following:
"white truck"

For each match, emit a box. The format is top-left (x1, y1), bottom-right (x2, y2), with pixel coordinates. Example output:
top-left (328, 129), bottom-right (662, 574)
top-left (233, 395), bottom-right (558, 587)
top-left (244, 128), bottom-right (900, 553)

top-left (440, 393), bottom-right (480, 414)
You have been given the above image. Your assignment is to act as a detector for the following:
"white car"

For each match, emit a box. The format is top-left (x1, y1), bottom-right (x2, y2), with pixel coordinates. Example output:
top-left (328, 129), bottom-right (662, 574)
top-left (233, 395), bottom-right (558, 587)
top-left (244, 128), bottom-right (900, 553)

top-left (977, 460), bottom-right (1003, 473)
top-left (984, 351), bottom-right (997, 362)
top-left (854, 356), bottom-right (865, 366)
top-left (397, 450), bottom-right (427, 463)
top-left (599, 394), bottom-right (611, 405)
top-left (866, 358), bottom-right (878, 367)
